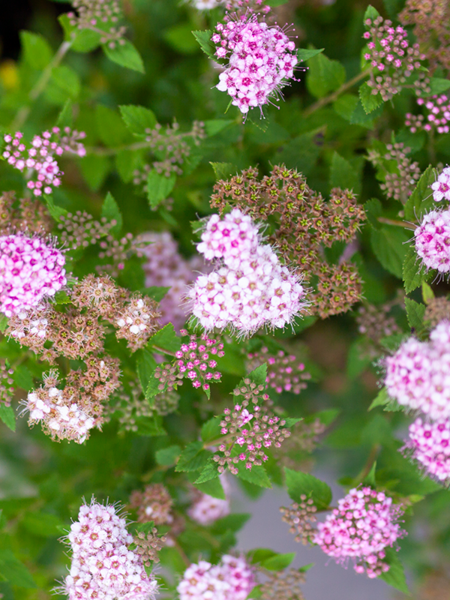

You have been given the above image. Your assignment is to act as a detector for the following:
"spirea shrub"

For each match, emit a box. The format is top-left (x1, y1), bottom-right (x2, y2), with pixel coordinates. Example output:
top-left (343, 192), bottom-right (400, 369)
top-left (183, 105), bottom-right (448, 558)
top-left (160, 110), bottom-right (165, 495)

top-left (1, 0), bottom-right (450, 598)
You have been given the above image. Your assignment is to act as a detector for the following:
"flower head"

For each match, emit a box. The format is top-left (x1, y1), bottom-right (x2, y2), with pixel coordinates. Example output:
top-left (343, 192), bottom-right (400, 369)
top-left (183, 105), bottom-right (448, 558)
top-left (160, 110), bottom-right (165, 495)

top-left (403, 417), bottom-right (450, 485)
top-left (431, 167), bottom-right (450, 202)
top-left (414, 208), bottom-right (450, 273)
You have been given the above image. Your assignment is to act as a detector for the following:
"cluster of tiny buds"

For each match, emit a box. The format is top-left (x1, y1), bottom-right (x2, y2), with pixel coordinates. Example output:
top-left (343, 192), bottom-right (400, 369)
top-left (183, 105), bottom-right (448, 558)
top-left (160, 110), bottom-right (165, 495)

top-left (247, 346), bottom-right (310, 394)
top-left (3, 128), bottom-right (85, 196)
top-left (133, 527), bottom-right (167, 566)
top-left (175, 329), bottom-right (224, 391)
top-left (368, 142), bottom-right (421, 204)
top-left (0, 361), bottom-right (14, 408)
top-left (258, 568), bottom-right (306, 600)
top-left (406, 95), bottom-right (450, 134)
top-left (280, 496), bottom-right (317, 544)
top-left (129, 484), bottom-right (174, 526)
top-left (67, 0), bottom-right (127, 48)
top-left (363, 17), bottom-right (429, 100)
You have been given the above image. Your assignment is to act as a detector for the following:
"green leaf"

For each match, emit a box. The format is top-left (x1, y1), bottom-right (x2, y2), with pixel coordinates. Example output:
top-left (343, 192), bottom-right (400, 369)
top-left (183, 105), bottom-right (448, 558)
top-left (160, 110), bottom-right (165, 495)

top-left (45, 65), bottom-right (81, 104)
top-left (189, 470), bottom-right (225, 499)
top-left (101, 192), bottom-right (122, 235)
top-left (371, 226), bottom-right (410, 279)
top-left (103, 40), bottom-right (145, 73)
top-left (0, 406), bottom-right (15, 432)
top-left (205, 120), bottom-right (234, 137)
top-left (119, 105), bottom-right (157, 135)
top-left (96, 105), bottom-right (129, 147)
top-left (249, 549), bottom-right (278, 564)
top-left (54, 288), bottom-right (71, 303)
top-left (135, 415), bottom-right (165, 436)
top-left (404, 298), bottom-right (426, 331)
top-left (365, 198), bottom-right (383, 230)
top-left (333, 94), bottom-right (359, 121)
top-left (261, 552), bottom-right (296, 571)
top-left (369, 387), bottom-right (389, 411)
top-left (147, 323), bottom-right (181, 354)
top-left (403, 244), bottom-right (431, 294)
top-left (147, 170), bottom-right (177, 209)
top-left (0, 315), bottom-right (8, 333)
top-left (142, 287), bottom-right (170, 302)
top-left (58, 15), bottom-right (101, 52)
top-left (276, 129), bottom-right (322, 175)
top-left (176, 442), bottom-right (211, 472)
top-left (266, 0), bottom-right (290, 5)
top-left (422, 282), bottom-right (434, 305)
top-left (404, 165), bottom-right (436, 222)
top-left (79, 154), bottom-right (111, 191)
top-left (116, 149), bottom-right (142, 183)
top-left (211, 162), bottom-right (236, 180)
top-left (284, 467), bottom-right (332, 510)
top-left (284, 418), bottom-right (303, 428)
top-left (363, 462), bottom-right (377, 487)
top-left (20, 31), bottom-right (52, 70)
top-left (22, 511), bottom-right (64, 537)
top-left (247, 363), bottom-right (267, 388)
top-left (194, 461), bottom-right (220, 484)
top-left (359, 82), bottom-right (383, 114)
top-left (306, 53), bottom-right (346, 99)
top-left (201, 417), bottom-right (222, 443)
top-left (13, 366), bottom-right (33, 392)
top-left (164, 23), bottom-right (200, 54)
top-left (155, 445), bottom-right (181, 466)
top-left (235, 463), bottom-right (271, 489)
top-left (347, 339), bottom-right (372, 380)
top-left (427, 78), bottom-right (450, 96)
top-left (44, 194), bottom-right (68, 221)
top-left (364, 5), bottom-right (381, 21)
top-left (330, 152), bottom-right (360, 193)
top-left (192, 30), bottom-right (215, 60)
top-left (0, 549), bottom-right (36, 588)
top-left (57, 100), bottom-right (74, 128)
top-left (379, 548), bottom-right (410, 595)
top-left (350, 100), bottom-right (383, 128)
top-left (137, 349), bottom-right (157, 397)
top-left (297, 48), bottom-right (324, 62)
top-left (211, 514), bottom-right (251, 534)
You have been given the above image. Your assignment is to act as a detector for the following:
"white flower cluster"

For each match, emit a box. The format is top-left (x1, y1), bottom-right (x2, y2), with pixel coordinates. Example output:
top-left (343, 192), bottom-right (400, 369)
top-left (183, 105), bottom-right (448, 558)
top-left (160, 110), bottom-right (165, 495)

top-left (189, 209), bottom-right (306, 335)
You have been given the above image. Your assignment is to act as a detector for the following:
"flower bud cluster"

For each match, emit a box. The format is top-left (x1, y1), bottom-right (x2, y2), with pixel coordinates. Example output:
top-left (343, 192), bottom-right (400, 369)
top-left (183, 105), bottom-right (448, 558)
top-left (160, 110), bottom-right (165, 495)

top-left (0, 192), bottom-right (53, 236)
top-left (178, 555), bottom-right (255, 600)
top-left (258, 568), bottom-right (306, 600)
top-left (363, 16), bottom-right (429, 101)
top-left (212, 11), bottom-right (298, 115)
top-left (189, 208), bottom-right (306, 335)
top-left (280, 496), bottom-right (317, 544)
top-left (0, 361), bottom-right (14, 408)
top-left (313, 487), bottom-right (405, 579)
top-left (130, 484), bottom-right (174, 526)
top-left (406, 95), bottom-right (450, 135)
top-left (60, 500), bottom-right (158, 599)
top-left (368, 142), bottom-right (421, 204)
top-left (3, 128), bottom-right (85, 196)
top-left (67, 0), bottom-right (127, 48)
top-left (0, 233), bottom-right (66, 317)
top-left (414, 208), bottom-right (450, 273)
top-left (213, 378), bottom-right (291, 473)
top-left (188, 474), bottom-right (230, 525)
top-left (134, 526), bottom-right (167, 566)
top-left (247, 346), bottom-right (310, 394)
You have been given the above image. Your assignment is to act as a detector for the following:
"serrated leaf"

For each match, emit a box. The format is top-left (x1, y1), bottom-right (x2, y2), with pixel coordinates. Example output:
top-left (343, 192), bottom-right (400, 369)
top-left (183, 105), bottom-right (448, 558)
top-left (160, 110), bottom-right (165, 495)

top-left (330, 152), bottom-right (360, 193)
top-left (284, 467), bottom-right (332, 510)
top-left (192, 30), bottom-right (215, 60)
top-left (189, 470), bottom-right (225, 499)
top-left (147, 323), bottom-right (181, 354)
top-left (211, 513), bottom-right (251, 534)
top-left (404, 165), bottom-right (436, 222)
top-left (306, 53), bottom-right (346, 99)
top-left (54, 291), bottom-right (72, 304)
top-left (359, 81), bottom-right (383, 114)
top-left (403, 244), bottom-right (431, 294)
top-left (13, 366), bottom-right (33, 392)
top-left (44, 194), bottom-right (68, 221)
top-left (404, 298), bottom-right (426, 331)
top-left (155, 445), bottom-right (181, 466)
top-left (135, 415), bottom-right (165, 436)
top-left (297, 48), bottom-right (324, 62)
top-left (247, 363), bottom-right (267, 388)
top-left (101, 192), bottom-right (122, 235)
top-left (0, 406), bottom-right (15, 432)
top-left (371, 226), bottom-right (410, 279)
top-left (211, 162), bottom-right (236, 180)
top-left (119, 105), bottom-right (157, 135)
top-left (201, 417), bottom-right (222, 443)
top-left (235, 463), bottom-right (271, 489)
top-left (103, 40), bottom-right (145, 73)
top-left (369, 387), bottom-right (389, 411)
top-left (261, 552), bottom-right (296, 571)
top-left (194, 461), bottom-right (219, 484)
top-left (176, 442), bottom-right (210, 472)
top-left (0, 549), bottom-right (36, 588)
top-left (363, 462), bottom-right (377, 487)
top-left (137, 349), bottom-right (157, 397)
top-left (379, 548), bottom-right (410, 595)
top-left (147, 170), bottom-right (176, 209)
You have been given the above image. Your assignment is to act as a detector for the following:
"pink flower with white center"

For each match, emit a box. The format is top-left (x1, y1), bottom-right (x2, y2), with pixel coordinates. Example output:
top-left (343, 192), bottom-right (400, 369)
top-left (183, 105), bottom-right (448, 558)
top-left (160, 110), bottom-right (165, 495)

top-left (0, 234), bottom-right (66, 317)
top-left (414, 208), bottom-right (450, 273)
top-left (403, 417), bottom-right (450, 485)
top-left (3, 128), bottom-right (85, 196)
top-left (431, 167), bottom-right (450, 202)
top-left (188, 474), bottom-right (231, 526)
top-left (313, 487), bottom-right (405, 579)
top-left (177, 555), bottom-right (255, 600)
top-left (58, 499), bottom-right (158, 600)
top-left (212, 11), bottom-right (298, 116)
top-left (384, 321), bottom-right (450, 421)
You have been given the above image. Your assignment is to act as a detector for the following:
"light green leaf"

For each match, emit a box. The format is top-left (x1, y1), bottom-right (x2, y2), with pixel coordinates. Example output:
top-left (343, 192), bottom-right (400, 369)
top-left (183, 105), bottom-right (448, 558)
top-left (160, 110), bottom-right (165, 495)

top-left (235, 463), bottom-right (272, 489)
top-left (422, 282), bottom-right (435, 305)
top-left (404, 166), bottom-right (436, 222)
top-left (176, 442), bottom-right (210, 472)
top-left (0, 315), bottom-right (8, 333)
top-left (205, 120), bottom-right (234, 137)
top-left (119, 105), bottom-right (157, 136)
top-left (404, 298), bottom-right (426, 331)
top-left (284, 467), bottom-right (332, 510)
top-left (427, 78), bottom-right (450, 96)
top-left (211, 162), bottom-right (236, 180)
top-left (306, 53), bottom-right (346, 99)
top-left (20, 31), bottom-right (52, 70)
top-left (359, 81), bottom-right (383, 114)
top-left (403, 244), bottom-right (431, 294)
top-left (189, 470), bottom-right (225, 499)
top-left (137, 349), bottom-right (157, 397)
top-left (379, 548), bottom-right (410, 595)
top-left (297, 48), bottom-right (324, 62)
top-left (147, 170), bottom-right (177, 209)
top-left (147, 323), bottom-right (181, 354)
top-left (135, 415), bottom-right (165, 436)
top-left (211, 514), bottom-right (251, 534)
top-left (201, 417), bottom-right (222, 443)
top-left (369, 387), bottom-right (389, 411)
top-left (79, 155), bottom-right (111, 191)
top-left (101, 192), bottom-right (122, 235)
top-left (364, 5), bottom-right (381, 21)
top-left (96, 105), bottom-right (129, 147)
top-left (155, 445), bottom-right (181, 466)
top-left (0, 549), bottom-right (36, 588)
top-left (192, 30), bottom-right (215, 60)
top-left (103, 40), bottom-right (145, 73)
top-left (0, 406), bottom-right (15, 432)
top-left (261, 552), bottom-right (296, 571)
top-left (371, 226), bottom-right (410, 279)
top-left (194, 461), bottom-right (220, 484)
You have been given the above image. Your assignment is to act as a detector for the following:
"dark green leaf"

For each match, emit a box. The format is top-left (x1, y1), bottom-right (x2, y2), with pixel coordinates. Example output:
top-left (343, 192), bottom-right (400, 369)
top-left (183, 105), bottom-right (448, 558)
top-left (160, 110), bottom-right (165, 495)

top-left (103, 40), bottom-right (145, 73)
top-left (363, 462), bottom-right (377, 487)
top-left (13, 366), bottom-right (33, 392)
top-left (192, 30), bottom-right (215, 60)
top-left (194, 461), bottom-right (220, 484)
top-left (20, 31), bottom-right (52, 70)
top-left (365, 198), bottom-right (383, 230)
top-left (306, 53), bottom-right (346, 98)
top-left (176, 442), bottom-right (210, 472)
top-left (205, 121), bottom-right (234, 137)
top-left (297, 48), bottom-right (324, 62)
top-left (57, 100), bottom-right (74, 128)
top-left (189, 470), bottom-right (225, 499)
top-left (147, 323), bottom-right (181, 354)
top-left (330, 152), bottom-right (360, 193)
top-left (135, 415), bottom-right (165, 436)
top-left (284, 467), bottom-right (332, 510)
top-left (147, 171), bottom-right (176, 209)
top-left (404, 298), bottom-right (426, 331)
top-left (101, 192), bottom-right (122, 235)
top-left (137, 349), bottom-right (157, 397)
top-left (250, 549), bottom-right (278, 564)
top-left (235, 463), bottom-right (271, 489)
top-left (164, 23), bottom-right (200, 54)
top-left (427, 78), bottom-right (450, 96)
top-left (369, 387), bottom-right (389, 411)
top-left (211, 514), bottom-right (251, 534)
top-left (155, 445), bottom-right (181, 466)
top-left (201, 417), bottom-right (222, 443)
top-left (261, 552), bottom-right (296, 571)
top-left (403, 244), bottom-right (431, 294)
top-left (379, 548), bottom-right (410, 595)
top-left (404, 166), bottom-right (436, 222)
top-left (96, 105), bottom-right (129, 147)
top-left (79, 155), bottom-right (111, 191)
top-left (371, 226), bottom-right (410, 279)
top-left (359, 81), bottom-right (383, 114)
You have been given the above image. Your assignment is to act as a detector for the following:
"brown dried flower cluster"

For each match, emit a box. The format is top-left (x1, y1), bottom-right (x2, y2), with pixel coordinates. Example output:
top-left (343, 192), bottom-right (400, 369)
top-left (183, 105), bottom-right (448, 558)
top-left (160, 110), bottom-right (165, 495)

top-left (0, 191), bottom-right (52, 235)
top-left (258, 568), bottom-right (306, 600)
top-left (367, 142), bottom-right (421, 204)
top-left (280, 497), bottom-right (317, 545)
top-left (211, 165), bottom-right (366, 318)
top-left (133, 526), bottom-right (167, 566)
top-left (129, 484), bottom-right (174, 526)
top-left (357, 295), bottom-right (403, 357)
top-left (424, 296), bottom-right (450, 327)
top-left (400, 0), bottom-right (450, 76)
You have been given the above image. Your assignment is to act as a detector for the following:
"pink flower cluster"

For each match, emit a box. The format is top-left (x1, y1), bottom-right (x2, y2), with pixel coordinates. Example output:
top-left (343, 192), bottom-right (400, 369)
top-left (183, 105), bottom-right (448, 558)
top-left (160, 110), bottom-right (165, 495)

top-left (175, 329), bottom-right (224, 391)
top-left (431, 167), bottom-right (450, 203)
top-left (0, 234), bottom-right (66, 317)
top-left (177, 555), bottom-right (255, 600)
top-left (61, 500), bottom-right (158, 600)
top-left (403, 418), bottom-right (450, 485)
top-left (406, 95), bottom-right (450, 134)
top-left (247, 346), bottom-right (311, 394)
top-left (189, 209), bottom-right (306, 335)
top-left (139, 232), bottom-right (205, 331)
top-left (188, 474), bottom-right (230, 526)
top-left (212, 11), bottom-right (298, 115)
top-left (385, 321), bottom-right (450, 420)
top-left (3, 128), bottom-right (85, 196)
top-left (414, 208), bottom-right (450, 273)
top-left (313, 487), bottom-right (405, 579)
